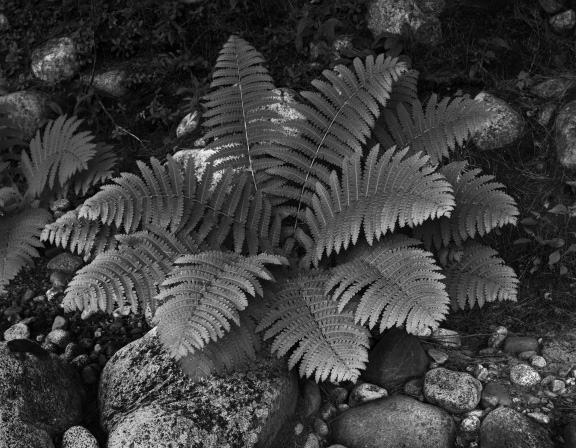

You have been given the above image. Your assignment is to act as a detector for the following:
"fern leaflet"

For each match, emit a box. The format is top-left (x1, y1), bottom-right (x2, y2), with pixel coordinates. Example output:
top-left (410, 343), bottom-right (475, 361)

top-left (412, 161), bottom-right (519, 250)
top-left (305, 145), bottom-right (455, 260)
top-left (325, 235), bottom-right (450, 334)
top-left (443, 242), bottom-right (518, 310)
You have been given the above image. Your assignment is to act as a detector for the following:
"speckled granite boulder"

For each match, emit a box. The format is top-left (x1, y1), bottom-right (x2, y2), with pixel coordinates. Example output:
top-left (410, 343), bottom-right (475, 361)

top-left (31, 36), bottom-right (80, 83)
top-left (99, 327), bottom-right (298, 448)
top-left (424, 368), bottom-right (482, 414)
top-left (331, 394), bottom-right (456, 448)
top-left (62, 426), bottom-right (99, 448)
top-left (0, 341), bottom-right (85, 447)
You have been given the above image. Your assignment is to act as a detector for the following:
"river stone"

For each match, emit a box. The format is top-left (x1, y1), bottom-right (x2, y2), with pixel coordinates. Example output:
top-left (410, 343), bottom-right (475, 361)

top-left (331, 394), bottom-right (456, 448)
top-left (348, 382), bottom-right (387, 407)
top-left (0, 90), bottom-right (52, 140)
top-left (424, 368), bottom-right (482, 413)
top-left (47, 253), bottom-right (84, 274)
top-left (472, 92), bottom-right (524, 150)
top-left (531, 77), bottom-right (575, 98)
top-left (539, 0), bottom-right (564, 14)
top-left (550, 9), bottom-right (576, 32)
top-left (555, 100), bottom-right (576, 169)
top-left (480, 407), bottom-right (554, 448)
top-left (31, 37), bottom-right (80, 83)
top-left (361, 328), bottom-right (428, 389)
top-left (510, 364), bottom-right (541, 387)
top-left (503, 336), bottom-right (539, 353)
top-left (303, 379), bottom-right (322, 418)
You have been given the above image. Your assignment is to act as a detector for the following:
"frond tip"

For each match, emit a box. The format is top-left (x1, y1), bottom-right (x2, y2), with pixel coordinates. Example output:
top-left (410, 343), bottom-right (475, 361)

top-left (325, 235), bottom-right (450, 335)
top-left (256, 271), bottom-right (371, 383)
top-left (443, 242), bottom-right (518, 310)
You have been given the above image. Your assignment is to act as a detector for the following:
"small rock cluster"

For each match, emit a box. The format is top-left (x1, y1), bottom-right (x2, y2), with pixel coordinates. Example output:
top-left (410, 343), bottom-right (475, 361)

top-left (284, 326), bottom-right (576, 448)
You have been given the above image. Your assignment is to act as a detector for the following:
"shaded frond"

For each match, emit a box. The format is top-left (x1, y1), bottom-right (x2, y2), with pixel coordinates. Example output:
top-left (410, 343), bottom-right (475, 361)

top-left (178, 312), bottom-right (260, 381)
top-left (374, 94), bottom-right (495, 164)
top-left (21, 115), bottom-right (97, 198)
top-left (268, 54), bottom-right (408, 210)
top-left (0, 208), bottom-right (52, 287)
top-left (40, 208), bottom-right (119, 260)
top-left (412, 161), bottom-right (519, 250)
top-left (305, 145), bottom-right (455, 260)
top-left (62, 227), bottom-right (192, 315)
top-left (71, 143), bottom-right (118, 196)
top-left (256, 271), bottom-right (370, 383)
top-left (154, 251), bottom-right (287, 358)
top-left (325, 235), bottom-right (450, 334)
top-left (202, 35), bottom-right (282, 187)
top-left (443, 242), bottom-right (518, 310)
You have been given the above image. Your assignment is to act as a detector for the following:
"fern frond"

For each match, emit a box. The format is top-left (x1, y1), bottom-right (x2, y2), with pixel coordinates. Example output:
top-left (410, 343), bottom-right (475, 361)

top-left (305, 145), bottom-right (455, 260)
top-left (21, 115), bottom-right (97, 198)
top-left (178, 311), bottom-right (260, 381)
top-left (71, 143), bottom-right (117, 196)
top-left (41, 208), bottom-right (119, 260)
top-left (386, 69), bottom-right (419, 110)
top-left (443, 242), bottom-right (518, 310)
top-left (154, 251), bottom-right (287, 359)
top-left (0, 208), bottom-right (52, 287)
top-left (374, 94), bottom-right (495, 164)
top-left (268, 54), bottom-right (408, 211)
top-left (325, 235), bottom-right (450, 334)
top-left (412, 161), bottom-right (519, 250)
top-left (256, 271), bottom-right (370, 383)
top-left (202, 35), bottom-right (283, 187)
top-left (63, 227), bottom-right (191, 314)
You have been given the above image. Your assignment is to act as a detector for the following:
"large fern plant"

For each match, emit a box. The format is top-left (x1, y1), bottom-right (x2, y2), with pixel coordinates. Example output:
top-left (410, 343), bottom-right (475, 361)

top-left (42, 36), bottom-right (519, 384)
top-left (0, 109), bottom-right (117, 289)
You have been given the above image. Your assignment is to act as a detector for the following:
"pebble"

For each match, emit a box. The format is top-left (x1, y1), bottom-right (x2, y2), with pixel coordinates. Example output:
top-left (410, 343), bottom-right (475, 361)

top-left (330, 387), bottom-right (348, 405)
top-left (62, 342), bottom-right (83, 362)
top-left (460, 415), bottom-right (481, 432)
top-left (303, 433), bottom-right (320, 448)
top-left (52, 315), bottom-right (68, 331)
top-left (50, 198), bottom-right (71, 212)
top-left (348, 383), bottom-right (387, 407)
top-left (428, 348), bottom-right (449, 364)
top-left (313, 417), bottom-right (329, 437)
top-left (46, 329), bottom-right (72, 348)
top-left (3, 323), bottom-right (30, 341)
top-left (71, 354), bottom-right (90, 370)
top-left (488, 326), bottom-right (508, 348)
top-left (294, 423), bottom-right (304, 435)
top-left (432, 328), bottom-right (461, 347)
top-left (81, 364), bottom-right (100, 385)
top-left (21, 289), bottom-right (36, 303)
top-left (50, 271), bottom-right (69, 287)
top-left (337, 404), bottom-right (349, 413)
top-left (503, 336), bottom-right (539, 354)
top-left (304, 380), bottom-right (322, 417)
top-left (404, 378), bottom-right (424, 397)
top-left (518, 350), bottom-right (537, 360)
top-left (550, 379), bottom-right (565, 393)
top-left (510, 364), bottom-right (541, 387)
top-left (531, 356), bottom-right (547, 368)
top-left (62, 425), bottom-right (99, 448)
top-left (81, 308), bottom-right (98, 320)
top-left (47, 252), bottom-right (84, 273)
top-left (46, 286), bottom-right (63, 301)
top-left (319, 402), bottom-right (338, 421)
top-left (528, 412), bottom-right (551, 425)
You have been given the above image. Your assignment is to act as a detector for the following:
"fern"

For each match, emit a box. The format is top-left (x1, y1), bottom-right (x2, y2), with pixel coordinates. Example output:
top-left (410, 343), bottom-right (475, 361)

top-left (305, 145), bottom-right (455, 260)
top-left (41, 208), bottom-right (119, 260)
top-left (154, 251), bottom-right (287, 358)
top-left (21, 115), bottom-right (98, 198)
top-left (0, 208), bottom-right (52, 288)
top-left (442, 242), bottom-right (518, 310)
top-left (51, 36), bottom-right (519, 385)
top-left (325, 235), bottom-right (450, 334)
top-left (412, 161), bottom-right (519, 250)
top-left (256, 271), bottom-right (370, 383)
top-left (374, 94), bottom-right (495, 165)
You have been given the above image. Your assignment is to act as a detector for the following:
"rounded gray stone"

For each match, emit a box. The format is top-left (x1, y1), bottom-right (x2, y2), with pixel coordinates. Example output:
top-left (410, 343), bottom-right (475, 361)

top-left (424, 368), bottom-right (482, 414)
top-left (480, 407), bottom-right (554, 448)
